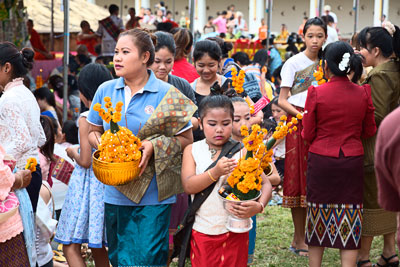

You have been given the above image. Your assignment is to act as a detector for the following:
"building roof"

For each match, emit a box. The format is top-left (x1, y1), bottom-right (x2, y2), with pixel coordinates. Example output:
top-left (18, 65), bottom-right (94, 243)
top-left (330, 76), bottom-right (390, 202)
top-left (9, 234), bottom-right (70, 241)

top-left (24, 0), bottom-right (109, 33)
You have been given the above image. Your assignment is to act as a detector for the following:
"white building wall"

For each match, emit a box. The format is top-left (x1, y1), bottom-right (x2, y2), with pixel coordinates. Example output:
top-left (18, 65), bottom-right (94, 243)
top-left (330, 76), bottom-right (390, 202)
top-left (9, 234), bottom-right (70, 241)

top-left (94, 0), bottom-right (400, 36)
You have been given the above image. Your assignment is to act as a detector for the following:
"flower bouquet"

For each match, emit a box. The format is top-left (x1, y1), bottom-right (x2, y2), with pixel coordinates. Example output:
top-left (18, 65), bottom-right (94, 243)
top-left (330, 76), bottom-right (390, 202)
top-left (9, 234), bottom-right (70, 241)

top-left (218, 115), bottom-right (302, 232)
top-left (92, 97), bottom-right (142, 186)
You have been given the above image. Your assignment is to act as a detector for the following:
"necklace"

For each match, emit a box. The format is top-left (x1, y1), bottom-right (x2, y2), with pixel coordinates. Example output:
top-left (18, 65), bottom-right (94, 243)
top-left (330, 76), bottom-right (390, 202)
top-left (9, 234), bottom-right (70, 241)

top-left (206, 141), bottom-right (221, 158)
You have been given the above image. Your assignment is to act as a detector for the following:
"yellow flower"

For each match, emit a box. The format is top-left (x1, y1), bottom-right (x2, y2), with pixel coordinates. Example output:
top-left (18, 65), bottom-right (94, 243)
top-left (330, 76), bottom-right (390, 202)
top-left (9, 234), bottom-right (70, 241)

top-left (93, 103), bottom-right (102, 112)
top-left (104, 96), bottom-right (111, 102)
top-left (280, 115), bottom-right (287, 121)
top-left (293, 126), bottom-right (298, 131)
top-left (296, 113), bottom-right (303, 120)
top-left (25, 158), bottom-right (37, 172)
top-left (105, 102), bottom-right (112, 108)
top-left (115, 106), bottom-right (122, 112)
top-left (116, 101), bottom-right (124, 107)
top-left (291, 117), bottom-right (298, 124)
top-left (99, 108), bottom-right (106, 117)
top-left (103, 113), bottom-right (112, 123)
top-left (112, 112), bottom-right (122, 123)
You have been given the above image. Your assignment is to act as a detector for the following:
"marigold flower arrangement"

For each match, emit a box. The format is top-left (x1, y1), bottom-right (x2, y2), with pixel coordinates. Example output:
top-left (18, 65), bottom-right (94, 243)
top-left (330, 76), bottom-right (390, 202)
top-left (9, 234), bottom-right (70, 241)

top-left (231, 68), bottom-right (245, 94)
top-left (93, 97), bottom-right (141, 163)
top-left (313, 60), bottom-right (327, 85)
top-left (226, 114), bottom-right (302, 200)
top-left (231, 68), bottom-right (255, 115)
top-left (25, 158), bottom-right (37, 172)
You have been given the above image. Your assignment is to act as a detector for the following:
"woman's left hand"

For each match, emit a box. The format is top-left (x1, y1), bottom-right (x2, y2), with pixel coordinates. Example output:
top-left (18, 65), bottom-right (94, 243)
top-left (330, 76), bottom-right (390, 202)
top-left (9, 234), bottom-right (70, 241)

top-left (228, 200), bottom-right (263, 218)
top-left (138, 140), bottom-right (154, 176)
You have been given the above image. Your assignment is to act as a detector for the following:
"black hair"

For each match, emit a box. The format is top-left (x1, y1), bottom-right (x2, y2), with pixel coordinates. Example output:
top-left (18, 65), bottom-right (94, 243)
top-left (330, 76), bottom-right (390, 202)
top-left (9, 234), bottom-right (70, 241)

top-left (166, 10), bottom-right (172, 15)
top-left (171, 28), bottom-right (193, 60)
top-left (77, 54), bottom-right (91, 66)
top-left (198, 95), bottom-right (234, 120)
top-left (33, 87), bottom-right (57, 110)
top-left (62, 120), bottom-right (79, 145)
top-left (303, 17), bottom-right (327, 59)
top-left (321, 15), bottom-right (334, 24)
top-left (48, 75), bottom-right (64, 98)
top-left (221, 11), bottom-right (227, 15)
top-left (40, 115), bottom-right (56, 162)
top-left (0, 42), bottom-right (34, 79)
top-left (78, 63), bottom-right (113, 101)
top-left (129, 7), bottom-right (136, 13)
top-left (231, 96), bottom-right (247, 104)
top-left (303, 17), bottom-right (327, 36)
top-left (207, 37), bottom-right (233, 59)
top-left (208, 16), bottom-right (213, 21)
top-left (154, 31), bottom-right (176, 55)
top-left (193, 40), bottom-right (222, 62)
top-left (270, 96), bottom-right (280, 107)
top-left (357, 25), bottom-right (400, 58)
top-left (232, 52), bottom-right (251, 66)
top-left (119, 29), bottom-right (157, 67)
top-left (80, 20), bottom-right (89, 28)
top-left (323, 41), bottom-right (363, 83)
top-left (109, 4), bottom-right (119, 14)
top-left (252, 49), bottom-right (269, 67)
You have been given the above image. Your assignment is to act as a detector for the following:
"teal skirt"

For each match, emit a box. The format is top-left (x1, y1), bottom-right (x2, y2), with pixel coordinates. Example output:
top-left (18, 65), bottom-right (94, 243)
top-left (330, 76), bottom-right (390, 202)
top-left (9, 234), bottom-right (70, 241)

top-left (105, 203), bottom-right (172, 267)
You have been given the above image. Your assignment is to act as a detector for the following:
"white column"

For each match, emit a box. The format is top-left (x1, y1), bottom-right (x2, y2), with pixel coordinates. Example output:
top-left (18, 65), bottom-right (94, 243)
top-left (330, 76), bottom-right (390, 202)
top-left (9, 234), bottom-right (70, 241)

top-left (135, 0), bottom-right (141, 12)
top-left (141, 0), bottom-right (150, 9)
top-left (309, 0), bottom-right (318, 18)
top-left (373, 0), bottom-right (389, 26)
top-left (249, 0), bottom-right (264, 35)
top-left (194, 0), bottom-right (206, 33)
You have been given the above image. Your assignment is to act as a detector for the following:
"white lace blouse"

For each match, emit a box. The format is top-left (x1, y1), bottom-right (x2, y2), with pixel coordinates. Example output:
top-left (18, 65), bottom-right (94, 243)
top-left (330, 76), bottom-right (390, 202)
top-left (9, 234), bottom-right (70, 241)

top-left (0, 79), bottom-right (46, 169)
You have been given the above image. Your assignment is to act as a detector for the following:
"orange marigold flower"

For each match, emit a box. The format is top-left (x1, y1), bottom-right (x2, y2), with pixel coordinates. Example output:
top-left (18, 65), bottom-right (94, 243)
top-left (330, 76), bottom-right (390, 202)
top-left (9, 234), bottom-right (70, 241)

top-left (116, 101), bottom-right (124, 107)
top-left (104, 96), bottom-right (111, 102)
top-left (93, 103), bottom-right (102, 111)
top-left (280, 115), bottom-right (287, 121)
top-left (103, 113), bottom-right (112, 123)
top-left (105, 102), bottom-right (112, 108)
top-left (293, 126), bottom-right (298, 131)
top-left (296, 113), bottom-right (303, 120)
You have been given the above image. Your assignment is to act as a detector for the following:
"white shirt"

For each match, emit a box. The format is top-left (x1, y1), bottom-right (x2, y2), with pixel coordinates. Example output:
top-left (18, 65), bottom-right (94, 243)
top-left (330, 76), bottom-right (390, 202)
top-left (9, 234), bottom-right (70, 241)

top-left (323, 25), bottom-right (339, 49)
top-left (280, 52), bottom-right (315, 88)
top-left (0, 79), bottom-right (46, 169)
top-left (191, 139), bottom-right (240, 235)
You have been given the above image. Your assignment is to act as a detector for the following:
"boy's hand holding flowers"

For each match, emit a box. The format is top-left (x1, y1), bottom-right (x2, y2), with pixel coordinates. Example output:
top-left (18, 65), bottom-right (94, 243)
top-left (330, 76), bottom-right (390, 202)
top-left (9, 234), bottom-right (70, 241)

top-left (212, 157), bottom-right (238, 179)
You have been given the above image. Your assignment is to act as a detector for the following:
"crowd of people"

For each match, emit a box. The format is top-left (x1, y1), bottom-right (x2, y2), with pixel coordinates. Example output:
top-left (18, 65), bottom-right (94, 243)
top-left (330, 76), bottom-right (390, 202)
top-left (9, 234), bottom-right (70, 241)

top-left (0, 4), bottom-right (400, 267)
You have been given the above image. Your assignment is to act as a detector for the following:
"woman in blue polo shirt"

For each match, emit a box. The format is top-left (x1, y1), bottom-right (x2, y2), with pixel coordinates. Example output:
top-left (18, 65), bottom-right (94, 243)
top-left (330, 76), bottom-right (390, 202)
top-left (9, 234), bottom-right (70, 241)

top-left (87, 29), bottom-right (196, 267)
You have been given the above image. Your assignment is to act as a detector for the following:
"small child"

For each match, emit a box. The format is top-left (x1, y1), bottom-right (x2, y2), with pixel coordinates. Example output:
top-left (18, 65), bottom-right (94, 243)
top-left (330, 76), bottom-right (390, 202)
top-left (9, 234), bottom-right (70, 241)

top-left (181, 95), bottom-right (272, 266)
top-left (54, 64), bottom-right (112, 267)
top-left (231, 97), bottom-right (280, 265)
top-left (269, 97), bottom-right (288, 178)
top-left (61, 120), bottom-right (79, 146)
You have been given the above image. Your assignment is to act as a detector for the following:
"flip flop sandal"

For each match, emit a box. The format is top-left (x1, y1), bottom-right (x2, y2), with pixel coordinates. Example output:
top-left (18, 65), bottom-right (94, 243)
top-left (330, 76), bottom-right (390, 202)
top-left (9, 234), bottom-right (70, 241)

top-left (374, 254), bottom-right (399, 267)
top-left (357, 259), bottom-right (371, 267)
top-left (53, 250), bottom-right (67, 262)
top-left (294, 249), bottom-right (308, 257)
top-left (289, 246), bottom-right (296, 252)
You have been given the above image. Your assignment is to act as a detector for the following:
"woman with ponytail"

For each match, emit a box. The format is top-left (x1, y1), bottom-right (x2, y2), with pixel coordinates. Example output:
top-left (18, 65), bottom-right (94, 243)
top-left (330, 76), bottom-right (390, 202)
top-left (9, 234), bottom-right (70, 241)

top-left (0, 42), bottom-right (46, 213)
top-left (277, 17), bottom-right (326, 256)
top-left (356, 23), bottom-right (400, 267)
top-left (302, 41), bottom-right (376, 266)
top-left (87, 29), bottom-right (196, 267)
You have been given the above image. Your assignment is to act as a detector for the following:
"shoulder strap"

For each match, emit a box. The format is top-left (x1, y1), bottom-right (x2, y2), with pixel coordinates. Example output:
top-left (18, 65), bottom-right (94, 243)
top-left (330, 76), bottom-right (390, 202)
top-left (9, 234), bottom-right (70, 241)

top-left (173, 139), bottom-right (242, 266)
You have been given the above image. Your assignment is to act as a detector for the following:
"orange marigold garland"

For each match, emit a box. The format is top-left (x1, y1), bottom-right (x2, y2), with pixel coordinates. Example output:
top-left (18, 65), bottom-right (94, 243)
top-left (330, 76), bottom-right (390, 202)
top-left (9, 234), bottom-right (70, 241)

top-left (93, 97), bottom-right (141, 163)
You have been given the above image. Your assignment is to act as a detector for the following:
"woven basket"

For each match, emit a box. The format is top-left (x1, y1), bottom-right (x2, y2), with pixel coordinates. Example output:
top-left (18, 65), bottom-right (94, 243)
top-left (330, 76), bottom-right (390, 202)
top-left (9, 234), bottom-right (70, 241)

top-left (92, 150), bottom-right (141, 186)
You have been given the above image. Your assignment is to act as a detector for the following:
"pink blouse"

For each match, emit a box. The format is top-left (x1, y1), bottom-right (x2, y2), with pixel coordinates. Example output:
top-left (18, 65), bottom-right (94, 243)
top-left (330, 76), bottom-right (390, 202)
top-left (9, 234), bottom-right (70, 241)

top-left (0, 145), bottom-right (23, 243)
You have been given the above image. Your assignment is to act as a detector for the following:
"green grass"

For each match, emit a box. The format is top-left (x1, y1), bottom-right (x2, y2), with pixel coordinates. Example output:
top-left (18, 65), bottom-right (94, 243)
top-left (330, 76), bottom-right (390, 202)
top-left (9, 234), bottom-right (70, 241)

top-left (172, 206), bottom-right (387, 266)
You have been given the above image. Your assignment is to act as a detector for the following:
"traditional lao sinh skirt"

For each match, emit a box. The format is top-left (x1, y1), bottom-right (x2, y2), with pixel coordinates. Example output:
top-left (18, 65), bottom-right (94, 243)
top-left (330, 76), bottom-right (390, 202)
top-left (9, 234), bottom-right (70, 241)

top-left (305, 150), bottom-right (363, 249)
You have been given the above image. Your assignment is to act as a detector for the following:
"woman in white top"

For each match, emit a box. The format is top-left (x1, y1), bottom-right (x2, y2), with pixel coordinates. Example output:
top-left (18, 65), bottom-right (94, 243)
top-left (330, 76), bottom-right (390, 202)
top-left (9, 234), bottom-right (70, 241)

top-left (277, 17), bottom-right (327, 257)
top-left (0, 42), bottom-right (46, 213)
